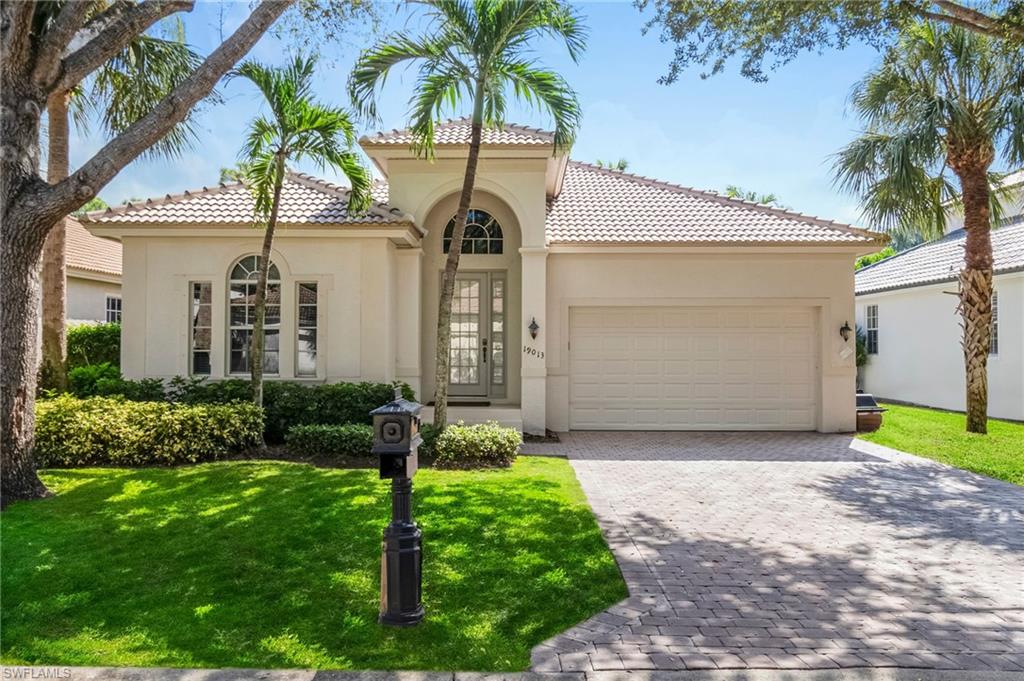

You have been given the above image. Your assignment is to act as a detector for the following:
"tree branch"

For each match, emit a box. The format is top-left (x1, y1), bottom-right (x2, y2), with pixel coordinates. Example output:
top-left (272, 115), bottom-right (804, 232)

top-left (51, 0), bottom-right (195, 94)
top-left (20, 0), bottom-right (294, 228)
top-left (31, 0), bottom-right (99, 90)
top-left (906, 5), bottom-right (1002, 36)
top-left (931, 0), bottom-right (1024, 41)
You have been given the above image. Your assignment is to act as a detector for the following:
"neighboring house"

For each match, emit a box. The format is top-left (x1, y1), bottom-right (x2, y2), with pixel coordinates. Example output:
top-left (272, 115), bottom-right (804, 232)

top-left (83, 119), bottom-right (884, 434)
top-left (855, 170), bottom-right (1024, 421)
top-left (66, 215), bottom-right (122, 324)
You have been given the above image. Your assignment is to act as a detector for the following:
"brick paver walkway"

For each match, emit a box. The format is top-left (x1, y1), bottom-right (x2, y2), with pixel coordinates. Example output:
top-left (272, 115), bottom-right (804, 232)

top-left (526, 432), bottom-right (1024, 673)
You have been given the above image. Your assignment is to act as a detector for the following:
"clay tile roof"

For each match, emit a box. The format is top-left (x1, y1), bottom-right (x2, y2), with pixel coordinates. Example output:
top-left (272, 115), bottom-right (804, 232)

top-left (545, 161), bottom-right (885, 246)
top-left (362, 117), bottom-right (554, 147)
top-left (855, 219), bottom-right (1024, 295)
top-left (66, 216), bottom-right (121, 277)
top-left (80, 171), bottom-right (411, 226)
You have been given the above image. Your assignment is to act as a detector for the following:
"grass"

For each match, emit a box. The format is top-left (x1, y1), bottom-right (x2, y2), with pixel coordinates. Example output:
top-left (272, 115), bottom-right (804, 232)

top-left (0, 457), bottom-right (626, 671)
top-left (859, 403), bottom-right (1024, 485)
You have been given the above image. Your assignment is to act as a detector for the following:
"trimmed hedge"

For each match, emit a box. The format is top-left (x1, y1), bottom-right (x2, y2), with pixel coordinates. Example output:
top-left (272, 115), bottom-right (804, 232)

top-left (285, 424), bottom-right (374, 459)
top-left (34, 396), bottom-right (263, 467)
top-left (61, 370), bottom-right (413, 443)
top-left (433, 421), bottom-right (521, 469)
top-left (67, 323), bottom-right (120, 370)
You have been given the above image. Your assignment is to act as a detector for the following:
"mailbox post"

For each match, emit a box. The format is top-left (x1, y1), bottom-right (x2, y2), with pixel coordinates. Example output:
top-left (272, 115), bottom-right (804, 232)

top-left (370, 390), bottom-right (424, 626)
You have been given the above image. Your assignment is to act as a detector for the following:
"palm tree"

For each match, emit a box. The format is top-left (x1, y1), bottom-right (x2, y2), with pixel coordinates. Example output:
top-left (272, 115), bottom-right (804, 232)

top-left (350, 0), bottom-right (585, 429)
top-left (37, 6), bottom-right (202, 391)
top-left (596, 158), bottom-right (629, 171)
top-left (234, 55), bottom-right (371, 413)
top-left (724, 185), bottom-right (787, 208)
top-left (834, 22), bottom-right (1024, 434)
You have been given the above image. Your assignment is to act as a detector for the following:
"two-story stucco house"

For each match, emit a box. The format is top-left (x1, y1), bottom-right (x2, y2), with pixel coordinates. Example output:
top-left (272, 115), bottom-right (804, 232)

top-left (856, 171), bottom-right (1024, 421)
top-left (82, 120), bottom-right (885, 434)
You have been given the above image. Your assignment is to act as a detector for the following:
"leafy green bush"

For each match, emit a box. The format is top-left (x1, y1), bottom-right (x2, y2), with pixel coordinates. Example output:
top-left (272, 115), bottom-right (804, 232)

top-left (433, 421), bottom-right (521, 469)
top-left (67, 363), bottom-right (166, 401)
top-left (169, 377), bottom-right (252, 404)
top-left (67, 323), bottom-right (120, 370)
top-left (35, 396), bottom-right (263, 467)
top-left (418, 422), bottom-right (440, 459)
top-left (284, 424), bottom-right (374, 459)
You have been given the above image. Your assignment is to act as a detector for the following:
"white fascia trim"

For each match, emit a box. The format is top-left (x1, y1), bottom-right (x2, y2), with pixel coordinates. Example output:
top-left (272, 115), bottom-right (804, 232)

top-left (546, 244), bottom-right (876, 255)
top-left (67, 267), bottom-right (121, 285)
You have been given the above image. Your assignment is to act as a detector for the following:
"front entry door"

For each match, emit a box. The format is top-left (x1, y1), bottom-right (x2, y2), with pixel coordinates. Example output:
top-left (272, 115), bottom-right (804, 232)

top-left (449, 272), bottom-right (505, 398)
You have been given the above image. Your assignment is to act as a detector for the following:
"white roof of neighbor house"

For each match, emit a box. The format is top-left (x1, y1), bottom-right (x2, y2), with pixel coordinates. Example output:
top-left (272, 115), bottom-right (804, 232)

top-left (81, 172), bottom-right (411, 226)
top-left (66, 216), bottom-right (121, 277)
top-left (361, 118), bottom-right (555, 147)
top-left (855, 221), bottom-right (1024, 295)
top-left (545, 162), bottom-right (883, 245)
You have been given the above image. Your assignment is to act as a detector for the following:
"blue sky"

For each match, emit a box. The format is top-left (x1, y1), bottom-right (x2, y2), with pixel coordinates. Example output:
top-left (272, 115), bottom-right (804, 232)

top-left (71, 1), bottom-right (886, 225)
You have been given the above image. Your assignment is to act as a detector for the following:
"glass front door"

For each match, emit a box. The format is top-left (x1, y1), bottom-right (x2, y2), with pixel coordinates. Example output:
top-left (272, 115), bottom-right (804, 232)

top-left (449, 272), bottom-right (505, 398)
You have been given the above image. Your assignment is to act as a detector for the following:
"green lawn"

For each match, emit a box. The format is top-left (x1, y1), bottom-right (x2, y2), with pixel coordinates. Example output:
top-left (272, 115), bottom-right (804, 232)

top-left (0, 457), bottom-right (626, 671)
top-left (859, 403), bottom-right (1024, 485)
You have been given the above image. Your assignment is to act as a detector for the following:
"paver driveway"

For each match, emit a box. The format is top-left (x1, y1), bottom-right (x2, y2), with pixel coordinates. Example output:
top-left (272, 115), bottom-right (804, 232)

top-left (525, 432), bottom-right (1024, 673)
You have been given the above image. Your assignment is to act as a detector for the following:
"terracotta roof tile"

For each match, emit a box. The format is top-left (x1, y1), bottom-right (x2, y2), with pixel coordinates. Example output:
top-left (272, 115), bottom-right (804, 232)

top-left (66, 216), bottom-right (121, 277)
top-left (82, 172), bottom-right (410, 226)
top-left (855, 220), bottom-right (1024, 294)
top-left (545, 162), bottom-right (884, 246)
top-left (362, 118), bottom-right (554, 147)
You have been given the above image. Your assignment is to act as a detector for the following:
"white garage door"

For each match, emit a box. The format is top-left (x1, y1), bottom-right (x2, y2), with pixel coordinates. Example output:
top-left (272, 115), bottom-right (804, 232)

top-left (570, 306), bottom-right (819, 430)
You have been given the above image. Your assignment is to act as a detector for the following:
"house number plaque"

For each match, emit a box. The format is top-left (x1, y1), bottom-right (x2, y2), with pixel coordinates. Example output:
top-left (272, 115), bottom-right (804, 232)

top-left (522, 345), bottom-right (545, 359)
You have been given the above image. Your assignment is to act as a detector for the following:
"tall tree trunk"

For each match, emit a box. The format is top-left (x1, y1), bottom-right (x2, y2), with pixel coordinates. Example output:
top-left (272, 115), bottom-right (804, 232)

top-left (953, 161), bottom-right (994, 434)
top-left (433, 82), bottom-right (485, 430)
top-left (250, 153), bottom-right (286, 417)
top-left (39, 91), bottom-right (72, 392)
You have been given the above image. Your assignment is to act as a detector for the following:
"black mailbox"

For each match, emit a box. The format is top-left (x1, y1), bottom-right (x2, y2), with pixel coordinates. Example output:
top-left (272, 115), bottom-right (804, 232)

top-left (370, 394), bottom-right (423, 479)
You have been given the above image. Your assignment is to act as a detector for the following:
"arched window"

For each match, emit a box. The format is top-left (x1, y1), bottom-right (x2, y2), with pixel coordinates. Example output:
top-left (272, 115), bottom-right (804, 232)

top-left (228, 255), bottom-right (281, 374)
top-left (443, 209), bottom-right (503, 254)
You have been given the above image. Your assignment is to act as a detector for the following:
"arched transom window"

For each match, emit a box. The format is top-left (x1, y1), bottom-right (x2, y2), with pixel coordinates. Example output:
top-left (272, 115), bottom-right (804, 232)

top-left (443, 209), bottom-right (503, 254)
top-left (228, 255), bottom-right (281, 374)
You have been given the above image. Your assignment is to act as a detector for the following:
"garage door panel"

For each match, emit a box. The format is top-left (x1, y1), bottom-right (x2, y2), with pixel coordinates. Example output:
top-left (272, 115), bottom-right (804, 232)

top-left (570, 306), bottom-right (818, 430)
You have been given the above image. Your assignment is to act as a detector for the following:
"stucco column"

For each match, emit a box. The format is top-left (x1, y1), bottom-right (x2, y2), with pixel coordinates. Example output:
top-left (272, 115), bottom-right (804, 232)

top-left (395, 247), bottom-right (423, 398)
top-left (520, 246), bottom-right (548, 435)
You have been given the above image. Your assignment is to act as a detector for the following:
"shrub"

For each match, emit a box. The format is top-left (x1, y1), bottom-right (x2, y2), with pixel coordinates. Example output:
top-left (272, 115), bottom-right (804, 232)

top-left (285, 424), bottom-right (375, 459)
top-left (418, 422), bottom-right (440, 459)
top-left (67, 322), bottom-right (120, 370)
top-left (34, 396), bottom-right (263, 467)
top-left (169, 377), bottom-right (253, 404)
top-left (67, 363), bottom-right (166, 401)
top-left (433, 421), bottom-right (521, 469)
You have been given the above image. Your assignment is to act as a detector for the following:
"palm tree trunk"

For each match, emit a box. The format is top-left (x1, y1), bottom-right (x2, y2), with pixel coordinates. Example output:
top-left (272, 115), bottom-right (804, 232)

top-left (433, 82), bottom-right (485, 430)
top-left (39, 92), bottom-right (72, 392)
top-left (250, 153), bottom-right (286, 418)
top-left (954, 162), bottom-right (994, 434)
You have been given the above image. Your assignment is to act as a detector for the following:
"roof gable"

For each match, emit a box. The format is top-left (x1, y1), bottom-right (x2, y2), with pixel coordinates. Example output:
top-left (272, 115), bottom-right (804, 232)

top-left (361, 118), bottom-right (554, 147)
top-left (81, 172), bottom-right (410, 227)
top-left (855, 220), bottom-right (1024, 295)
top-left (546, 162), bottom-right (884, 246)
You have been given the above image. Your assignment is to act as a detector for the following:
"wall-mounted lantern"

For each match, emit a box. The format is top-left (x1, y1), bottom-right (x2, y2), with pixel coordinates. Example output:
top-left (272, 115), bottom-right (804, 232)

top-left (839, 321), bottom-right (853, 342)
top-left (528, 317), bottom-right (540, 339)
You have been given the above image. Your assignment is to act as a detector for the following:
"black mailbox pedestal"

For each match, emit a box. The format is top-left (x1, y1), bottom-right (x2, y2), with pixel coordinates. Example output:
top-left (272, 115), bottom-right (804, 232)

top-left (371, 392), bottom-right (425, 626)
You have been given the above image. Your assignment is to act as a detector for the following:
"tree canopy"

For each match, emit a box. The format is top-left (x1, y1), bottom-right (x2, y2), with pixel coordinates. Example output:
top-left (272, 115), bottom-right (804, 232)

top-left (638, 0), bottom-right (1024, 83)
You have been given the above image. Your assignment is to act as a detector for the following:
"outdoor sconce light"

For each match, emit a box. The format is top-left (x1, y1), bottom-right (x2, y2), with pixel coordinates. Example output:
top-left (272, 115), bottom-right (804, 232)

top-left (839, 321), bottom-right (852, 342)
top-left (529, 317), bottom-right (540, 339)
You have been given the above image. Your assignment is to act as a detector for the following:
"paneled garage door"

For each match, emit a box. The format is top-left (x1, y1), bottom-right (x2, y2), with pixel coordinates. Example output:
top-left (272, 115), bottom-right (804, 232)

top-left (570, 306), bottom-right (819, 430)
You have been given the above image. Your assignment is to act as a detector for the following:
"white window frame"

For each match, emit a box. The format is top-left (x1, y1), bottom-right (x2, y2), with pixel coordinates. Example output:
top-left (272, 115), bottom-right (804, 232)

top-left (190, 281), bottom-right (212, 375)
top-left (990, 290), bottom-right (999, 356)
top-left (105, 295), bottom-right (122, 323)
top-left (866, 304), bottom-right (879, 355)
top-left (228, 256), bottom-right (281, 376)
top-left (295, 281), bottom-right (318, 378)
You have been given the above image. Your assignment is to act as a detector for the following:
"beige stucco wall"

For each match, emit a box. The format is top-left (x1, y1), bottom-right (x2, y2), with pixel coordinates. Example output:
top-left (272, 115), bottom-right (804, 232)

top-left (119, 234), bottom-right (402, 384)
top-left (856, 273), bottom-right (1024, 421)
top-left (545, 250), bottom-right (861, 433)
top-left (67, 274), bottom-right (121, 323)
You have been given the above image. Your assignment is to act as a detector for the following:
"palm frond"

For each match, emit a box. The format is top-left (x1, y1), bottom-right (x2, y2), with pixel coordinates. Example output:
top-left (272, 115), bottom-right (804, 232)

top-left (495, 59), bottom-right (581, 150)
top-left (349, 33), bottom-right (455, 121)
